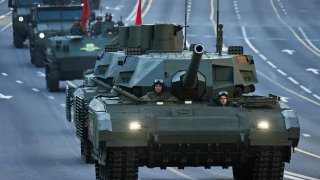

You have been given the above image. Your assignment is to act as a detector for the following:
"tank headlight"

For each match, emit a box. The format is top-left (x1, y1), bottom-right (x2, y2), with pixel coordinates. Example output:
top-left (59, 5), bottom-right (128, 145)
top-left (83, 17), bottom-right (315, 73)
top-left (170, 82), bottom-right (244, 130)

top-left (129, 121), bottom-right (141, 131)
top-left (257, 121), bottom-right (269, 129)
top-left (39, 32), bottom-right (45, 39)
top-left (18, 16), bottom-right (24, 22)
top-left (185, 100), bottom-right (192, 104)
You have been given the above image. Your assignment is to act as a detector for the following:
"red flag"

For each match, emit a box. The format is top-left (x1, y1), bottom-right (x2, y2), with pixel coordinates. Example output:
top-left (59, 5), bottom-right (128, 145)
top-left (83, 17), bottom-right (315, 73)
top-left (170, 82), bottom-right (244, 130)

top-left (135, 0), bottom-right (142, 25)
top-left (81, 0), bottom-right (91, 30)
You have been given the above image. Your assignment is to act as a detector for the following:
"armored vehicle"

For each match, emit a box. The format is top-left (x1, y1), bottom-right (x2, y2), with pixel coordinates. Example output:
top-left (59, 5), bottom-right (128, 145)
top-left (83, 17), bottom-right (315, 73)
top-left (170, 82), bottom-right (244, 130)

top-left (28, 3), bottom-right (82, 67)
top-left (70, 23), bottom-right (299, 179)
top-left (8, 0), bottom-right (43, 48)
top-left (45, 35), bottom-right (116, 92)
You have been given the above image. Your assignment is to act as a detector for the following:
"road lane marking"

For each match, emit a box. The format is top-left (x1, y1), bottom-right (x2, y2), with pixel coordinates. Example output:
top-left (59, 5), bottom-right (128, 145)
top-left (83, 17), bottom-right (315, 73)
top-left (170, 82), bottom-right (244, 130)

top-left (313, 94), bottom-right (320, 100)
top-left (277, 69), bottom-right (287, 76)
top-left (32, 88), bottom-right (40, 92)
top-left (1, 72), bottom-right (8, 76)
top-left (241, 27), bottom-right (260, 54)
top-left (282, 49), bottom-right (295, 55)
top-left (16, 80), bottom-right (23, 84)
top-left (167, 167), bottom-right (196, 180)
top-left (299, 85), bottom-right (312, 94)
top-left (302, 133), bottom-right (311, 138)
top-left (258, 70), bottom-right (320, 106)
top-left (0, 93), bottom-right (13, 99)
top-left (126, 0), bottom-right (146, 21)
top-left (267, 61), bottom-right (277, 68)
top-left (284, 174), bottom-right (306, 180)
top-left (141, 0), bottom-right (152, 18)
top-left (306, 68), bottom-right (319, 75)
top-left (296, 148), bottom-right (320, 159)
top-left (37, 71), bottom-right (45, 77)
top-left (66, 81), bottom-right (77, 88)
top-left (270, 0), bottom-right (320, 58)
top-left (298, 27), bottom-right (320, 54)
top-left (60, 103), bottom-right (66, 108)
top-left (47, 96), bottom-right (55, 100)
top-left (285, 171), bottom-right (320, 180)
top-left (0, 11), bottom-right (12, 20)
top-left (288, 77), bottom-right (299, 85)
top-left (258, 54), bottom-right (267, 61)
top-left (1, 23), bottom-right (12, 32)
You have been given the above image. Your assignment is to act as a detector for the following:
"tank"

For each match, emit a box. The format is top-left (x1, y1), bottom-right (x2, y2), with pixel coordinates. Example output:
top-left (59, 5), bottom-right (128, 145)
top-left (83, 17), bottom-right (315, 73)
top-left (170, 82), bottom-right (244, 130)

top-left (28, 3), bottom-right (83, 67)
top-left (71, 24), bottom-right (300, 179)
top-left (45, 35), bottom-right (116, 92)
top-left (8, 0), bottom-right (43, 48)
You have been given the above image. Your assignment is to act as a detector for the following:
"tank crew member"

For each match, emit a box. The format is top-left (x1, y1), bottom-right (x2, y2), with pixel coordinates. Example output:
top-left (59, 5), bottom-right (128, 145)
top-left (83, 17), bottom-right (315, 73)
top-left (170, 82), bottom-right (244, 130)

top-left (69, 17), bottom-right (83, 36)
top-left (217, 91), bottom-right (230, 106)
top-left (102, 13), bottom-right (115, 36)
top-left (85, 29), bottom-right (93, 37)
top-left (91, 16), bottom-right (103, 36)
top-left (140, 79), bottom-right (179, 102)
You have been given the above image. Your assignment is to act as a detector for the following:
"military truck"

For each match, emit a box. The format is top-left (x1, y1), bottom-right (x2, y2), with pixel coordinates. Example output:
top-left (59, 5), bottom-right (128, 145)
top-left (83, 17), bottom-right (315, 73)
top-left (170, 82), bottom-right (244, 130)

top-left (8, 0), bottom-right (43, 48)
top-left (28, 2), bottom-right (82, 67)
top-left (45, 35), bottom-right (116, 92)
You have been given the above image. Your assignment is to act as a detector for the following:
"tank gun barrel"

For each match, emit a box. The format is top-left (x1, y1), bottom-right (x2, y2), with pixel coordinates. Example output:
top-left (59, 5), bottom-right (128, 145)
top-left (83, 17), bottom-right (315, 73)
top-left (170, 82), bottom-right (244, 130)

top-left (182, 44), bottom-right (204, 89)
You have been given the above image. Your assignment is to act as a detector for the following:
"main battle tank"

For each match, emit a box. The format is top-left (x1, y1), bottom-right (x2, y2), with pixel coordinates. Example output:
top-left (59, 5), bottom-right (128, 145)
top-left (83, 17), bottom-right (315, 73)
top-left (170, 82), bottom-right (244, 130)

top-left (71, 24), bottom-right (300, 179)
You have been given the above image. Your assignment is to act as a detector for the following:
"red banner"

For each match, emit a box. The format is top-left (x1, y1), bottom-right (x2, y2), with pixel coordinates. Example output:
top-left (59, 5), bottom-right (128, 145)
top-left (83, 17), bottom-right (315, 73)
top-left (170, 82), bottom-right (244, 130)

top-left (81, 0), bottom-right (91, 30)
top-left (135, 0), bottom-right (142, 25)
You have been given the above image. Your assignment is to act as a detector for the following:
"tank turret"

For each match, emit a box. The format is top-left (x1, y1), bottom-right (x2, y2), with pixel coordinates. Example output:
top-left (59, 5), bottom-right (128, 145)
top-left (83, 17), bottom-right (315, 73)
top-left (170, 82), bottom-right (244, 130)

top-left (171, 44), bottom-right (206, 100)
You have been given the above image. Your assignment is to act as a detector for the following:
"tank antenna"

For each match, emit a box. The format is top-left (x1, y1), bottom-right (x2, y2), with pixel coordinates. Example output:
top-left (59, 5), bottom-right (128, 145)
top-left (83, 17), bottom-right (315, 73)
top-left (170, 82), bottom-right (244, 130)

top-left (215, 0), bottom-right (223, 56)
top-left (183, 0), bottom-right (188, 50)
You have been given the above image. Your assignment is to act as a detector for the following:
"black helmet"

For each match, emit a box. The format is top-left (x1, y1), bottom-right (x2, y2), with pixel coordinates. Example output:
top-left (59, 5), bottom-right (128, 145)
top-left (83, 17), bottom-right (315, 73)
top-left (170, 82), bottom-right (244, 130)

top-left (105, 13), bottom-right (112, 20)
top-left (96, 16), bottom-right (102, 21)
top-left (152, 78), bottom-right (165, 92)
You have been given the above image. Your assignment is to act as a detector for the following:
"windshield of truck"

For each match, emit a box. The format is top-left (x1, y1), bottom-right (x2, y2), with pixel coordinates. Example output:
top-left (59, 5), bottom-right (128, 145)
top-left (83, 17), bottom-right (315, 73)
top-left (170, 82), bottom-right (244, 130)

top-left (18, 0), bottom-right (43, 6)
top-left (37, 8), bottom-right (82, 22)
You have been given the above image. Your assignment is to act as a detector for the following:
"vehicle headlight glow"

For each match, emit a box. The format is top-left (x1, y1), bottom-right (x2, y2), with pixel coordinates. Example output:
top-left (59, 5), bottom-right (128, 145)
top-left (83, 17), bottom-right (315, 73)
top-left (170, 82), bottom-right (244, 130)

top-left (257, 121), bottom-right (269, 129)
top-left (39, 32), bottom-right (45, 39)
top-left (129, 121), bottom-right (141, 131)
top-left (18, 16), bottom-right (24, 22)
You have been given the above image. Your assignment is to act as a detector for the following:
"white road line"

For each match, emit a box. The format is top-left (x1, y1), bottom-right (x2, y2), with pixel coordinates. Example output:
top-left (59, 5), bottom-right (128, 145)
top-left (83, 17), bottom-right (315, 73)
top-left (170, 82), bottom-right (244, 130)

top-left (258, 54), bottom-right (267, 61)
top-left (47, 96), bottom-right (55, 100)
top-left (16, 80), bottom-right (23, 84)
top-left (298, 27), bottom-right (320, 54)
top-left (167, 167), bottom-right (196, 180)
top-left (1, 23), bottom-right (12, 32)
top-left (302, 133), bottom-right (311, 137)
top-left (32, 88), bottom-right (40, 92)
top-left (125, 0), bottom-right (143, 21)
top-left (241, 26), bottom-right (260, 54)
top-left (299, 85), bottom-right (312, 93)
top-left (0, 11), bottom-right (12, 20)
top-left (141, 0), bottom-right (152, 18)
top-left (284, 174), bottom-right (306, 180)
top-left (285, 171), bottom-right (320, 180)
top-left (288, 77), bottom-right (299, 85)
top-left (37, 71), bottom-right (45, 77)
top-left (66, 81), bottom-right (77, 88)
top-left (270, 0), bottom-right (320, 58)
top-left (277, 69), bottom-right (287, 76)
top-left (267, 61), bottom-right (277, 68)
top-left (0, 0), bottom-right (5, 4)
top-left (296, 148), bottom-right (320, 159)
top-left (258, 70), bottom-right (320, 106)
top-left (60, 103), bottom-right (66, 108)
top-left (0, 93), bottom-right (13, 99)
top-left (313, 94), bottom-right (320, 100)
top-left (1, 72), bottom-right (8, 76)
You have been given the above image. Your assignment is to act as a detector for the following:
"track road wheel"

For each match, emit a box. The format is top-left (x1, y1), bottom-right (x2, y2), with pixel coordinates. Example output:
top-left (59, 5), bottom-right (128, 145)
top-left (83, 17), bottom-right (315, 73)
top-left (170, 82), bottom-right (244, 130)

top-left (13, 31), bottom-right (24, 48)
top-left (80, 138), bottom-right (95, 163)
top-left (46, 64), bottom-right (59, 92)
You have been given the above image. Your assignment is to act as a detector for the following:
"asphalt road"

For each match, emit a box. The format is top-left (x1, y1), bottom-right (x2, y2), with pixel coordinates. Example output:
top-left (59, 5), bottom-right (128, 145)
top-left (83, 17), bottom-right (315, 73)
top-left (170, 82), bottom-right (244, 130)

top-left (0, 0), bottom-right (319, 179)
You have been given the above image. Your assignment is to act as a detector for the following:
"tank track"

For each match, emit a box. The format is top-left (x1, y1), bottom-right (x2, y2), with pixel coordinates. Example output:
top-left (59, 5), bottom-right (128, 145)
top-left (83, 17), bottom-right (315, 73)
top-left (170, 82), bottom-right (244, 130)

top-left (75, 96), bottom-right (94, 163)
top-left (65, 87), bottom-right (74, 122)
top-left (233, 146), bottom-right (287, 180)
top-left (96, 148), bottom-right (139, 180)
